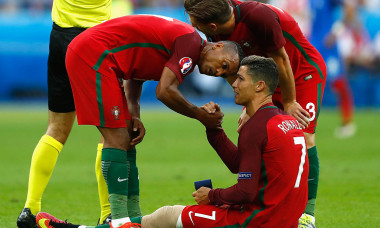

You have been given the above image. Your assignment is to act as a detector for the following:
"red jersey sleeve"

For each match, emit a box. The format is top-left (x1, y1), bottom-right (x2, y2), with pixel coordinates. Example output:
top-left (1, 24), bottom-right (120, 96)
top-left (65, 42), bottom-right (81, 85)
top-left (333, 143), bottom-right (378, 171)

top-left (207, 120), bottom-right (264, 206)
top-left (206, 129), bottom-right (240, 173)
top-left (165, 32), bottom-right (204, 84)
top-left (244, 3), bottom-right (286, 53)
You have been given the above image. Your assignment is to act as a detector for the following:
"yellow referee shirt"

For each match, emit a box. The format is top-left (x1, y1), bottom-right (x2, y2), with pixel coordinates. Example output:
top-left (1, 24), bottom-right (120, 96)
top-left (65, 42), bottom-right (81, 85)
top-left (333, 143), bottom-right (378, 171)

top-left (52, 0), bottom-right (112, 28)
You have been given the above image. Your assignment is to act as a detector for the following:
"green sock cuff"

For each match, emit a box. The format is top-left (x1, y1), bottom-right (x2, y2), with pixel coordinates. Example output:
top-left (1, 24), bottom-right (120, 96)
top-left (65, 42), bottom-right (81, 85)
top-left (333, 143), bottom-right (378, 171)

top-left (307, 146), bottom-right (317, 157)
top-left (127, 195), bottom-right (141, 217)
top-left (109, 194), bottom-right (129, 218)
top-left (102, 148), bottom-right (127, 162)
top-left (304, 198), bottom-right (316, 216)
top-left (127, 148), bottom-right (137, 162)
top-left (130, 216), bottom-right (142, 224)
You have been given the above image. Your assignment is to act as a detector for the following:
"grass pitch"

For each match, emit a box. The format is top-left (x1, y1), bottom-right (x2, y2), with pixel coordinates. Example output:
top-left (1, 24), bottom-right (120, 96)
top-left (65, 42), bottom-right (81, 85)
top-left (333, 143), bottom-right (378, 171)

top-left (0, 103), bottom-right (379, 227)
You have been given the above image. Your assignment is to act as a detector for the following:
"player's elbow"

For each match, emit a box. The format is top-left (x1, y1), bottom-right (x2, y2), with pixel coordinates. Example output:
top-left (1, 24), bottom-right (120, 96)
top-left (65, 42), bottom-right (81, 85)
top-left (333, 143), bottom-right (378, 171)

top-left (239, 191), bottom-right (256, 204)
top-left (156, 84), bottom-right (171, 102)
top-left (236, 186), bottom-right (257, 204)
top-left (156, 85), bottom-right (165, 101)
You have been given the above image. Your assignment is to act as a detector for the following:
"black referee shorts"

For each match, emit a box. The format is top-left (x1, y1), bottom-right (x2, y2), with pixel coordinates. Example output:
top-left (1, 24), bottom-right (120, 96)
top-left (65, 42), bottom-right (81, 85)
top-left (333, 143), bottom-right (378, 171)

top-left (47, 23), bottom-right (86, 113)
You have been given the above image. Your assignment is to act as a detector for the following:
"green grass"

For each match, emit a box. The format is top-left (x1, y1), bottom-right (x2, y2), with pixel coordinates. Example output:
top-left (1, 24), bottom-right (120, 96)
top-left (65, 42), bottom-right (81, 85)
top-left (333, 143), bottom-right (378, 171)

top-left (0, 105), bottom-right (379, 227)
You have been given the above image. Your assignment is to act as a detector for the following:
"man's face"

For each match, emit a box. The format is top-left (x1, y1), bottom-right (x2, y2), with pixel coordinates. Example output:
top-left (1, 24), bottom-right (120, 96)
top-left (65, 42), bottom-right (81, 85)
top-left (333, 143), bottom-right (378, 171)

top-left (232, 66), bottom-right (256, 106)
top-left (198, 44), bottom-right (240, 78)
top-left (189, 15), bottom-right (218, 37)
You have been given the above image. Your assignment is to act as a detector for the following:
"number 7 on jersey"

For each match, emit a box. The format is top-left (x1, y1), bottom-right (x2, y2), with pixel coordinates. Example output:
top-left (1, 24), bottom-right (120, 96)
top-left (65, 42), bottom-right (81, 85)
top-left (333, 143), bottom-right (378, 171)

top-left (293, 136), bottom-right (307, 188)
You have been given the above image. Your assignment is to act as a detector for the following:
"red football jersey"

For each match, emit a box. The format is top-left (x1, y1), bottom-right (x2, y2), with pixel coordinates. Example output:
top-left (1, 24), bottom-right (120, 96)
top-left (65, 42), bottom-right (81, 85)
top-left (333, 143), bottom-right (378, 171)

top-left (209, 0), bottom-right (325, 89)
top-left (206, 103), bottom-right (309, 227)
top-left (68, 15), bottom-right (205, 83)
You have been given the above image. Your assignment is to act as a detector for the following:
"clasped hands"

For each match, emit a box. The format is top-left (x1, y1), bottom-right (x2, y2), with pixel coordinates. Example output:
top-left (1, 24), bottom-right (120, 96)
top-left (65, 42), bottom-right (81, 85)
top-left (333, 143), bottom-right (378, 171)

top-left (199, 101), bottom-right (224, 130)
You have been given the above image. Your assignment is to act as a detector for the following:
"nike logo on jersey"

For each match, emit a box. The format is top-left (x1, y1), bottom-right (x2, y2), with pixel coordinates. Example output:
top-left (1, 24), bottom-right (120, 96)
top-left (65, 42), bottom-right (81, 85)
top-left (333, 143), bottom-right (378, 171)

top-left (188, 210), bottom-right (216, 225)
top-left (118, 177), bottom-right (128, 182)
top-left (189, 211), bottom-right (195, 226)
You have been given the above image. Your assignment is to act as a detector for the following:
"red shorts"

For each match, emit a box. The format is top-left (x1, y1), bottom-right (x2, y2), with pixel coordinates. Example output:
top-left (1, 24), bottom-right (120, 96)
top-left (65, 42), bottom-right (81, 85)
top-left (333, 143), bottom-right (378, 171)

top-left (181, 204), bottom-right (299, 228)
top-left (181, 205), bottom-right (252, 228)
top-left (272, 78), bottom-right (326, 134)
top-left (66, 48), bottom-right (131, 128)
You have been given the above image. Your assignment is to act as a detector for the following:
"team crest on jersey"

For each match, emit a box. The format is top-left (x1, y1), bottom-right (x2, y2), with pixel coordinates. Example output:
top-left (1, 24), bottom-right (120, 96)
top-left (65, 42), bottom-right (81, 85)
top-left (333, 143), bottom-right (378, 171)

top-left (179, 57), bottom-right (193, 74)
top-left (111, 106), bottom-right (120, 120)
top-left (238, 172), bottom-right (252, 180)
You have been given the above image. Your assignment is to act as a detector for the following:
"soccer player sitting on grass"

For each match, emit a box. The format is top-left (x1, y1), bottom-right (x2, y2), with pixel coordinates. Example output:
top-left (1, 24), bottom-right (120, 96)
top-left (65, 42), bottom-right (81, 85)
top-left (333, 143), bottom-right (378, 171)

top-left (36, 55), bottom-right (309, 228)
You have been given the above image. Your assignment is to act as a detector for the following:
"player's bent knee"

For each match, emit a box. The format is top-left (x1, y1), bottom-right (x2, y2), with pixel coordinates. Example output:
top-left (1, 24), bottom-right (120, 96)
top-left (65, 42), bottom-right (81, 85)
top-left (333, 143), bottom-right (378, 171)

top-left (141, 205), bottom-right (186, 228)
top-left (303, 132), bottom-right (315, 148)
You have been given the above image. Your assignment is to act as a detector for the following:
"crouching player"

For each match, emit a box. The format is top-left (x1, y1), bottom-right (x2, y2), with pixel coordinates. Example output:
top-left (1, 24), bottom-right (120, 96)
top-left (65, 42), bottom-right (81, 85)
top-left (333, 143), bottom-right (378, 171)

top-left (36, 56), bottom-right (309, 228)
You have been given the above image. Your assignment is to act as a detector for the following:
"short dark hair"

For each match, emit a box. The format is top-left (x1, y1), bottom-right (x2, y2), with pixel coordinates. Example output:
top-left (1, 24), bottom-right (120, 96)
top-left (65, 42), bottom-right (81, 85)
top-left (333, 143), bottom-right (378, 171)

top-left (184, 0), bottom-right (231, 24)
top-left (240, 55), bottom-right (279, 94)
top-left (221, 41), bottom-right (245, 69)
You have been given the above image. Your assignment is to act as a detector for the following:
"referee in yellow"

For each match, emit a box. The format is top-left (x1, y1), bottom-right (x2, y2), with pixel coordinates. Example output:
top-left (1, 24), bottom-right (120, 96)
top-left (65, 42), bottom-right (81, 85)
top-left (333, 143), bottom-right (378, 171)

top-left (17, 1), bottom-right (140, 227)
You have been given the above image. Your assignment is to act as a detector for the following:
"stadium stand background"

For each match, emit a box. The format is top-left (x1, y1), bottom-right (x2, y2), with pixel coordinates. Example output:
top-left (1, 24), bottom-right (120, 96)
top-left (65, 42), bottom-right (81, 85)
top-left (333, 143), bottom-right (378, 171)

top-left (1, 0), bottom-right (380, 107)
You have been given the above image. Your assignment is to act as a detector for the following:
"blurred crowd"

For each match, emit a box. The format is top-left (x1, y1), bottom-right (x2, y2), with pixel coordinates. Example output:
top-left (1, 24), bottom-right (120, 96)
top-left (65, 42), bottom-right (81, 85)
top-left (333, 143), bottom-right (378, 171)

top-left (271, 0), bottom-right (380, 75)
top-left (0, 0), bottom-right (185, 14)
top-left (1, 0), bottom-right (380, 98)
top-left (1, 0), bottom-right (379, 73)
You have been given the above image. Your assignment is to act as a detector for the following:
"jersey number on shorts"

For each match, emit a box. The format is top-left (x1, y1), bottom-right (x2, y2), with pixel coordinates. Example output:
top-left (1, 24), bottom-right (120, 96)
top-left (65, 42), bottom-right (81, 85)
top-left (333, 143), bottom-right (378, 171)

top-left (190, 211), bottom-right (216, 221)
top-left (293, 136), bottom-right (307, 188)
top-left (306, 102), bottom-right (316, 122)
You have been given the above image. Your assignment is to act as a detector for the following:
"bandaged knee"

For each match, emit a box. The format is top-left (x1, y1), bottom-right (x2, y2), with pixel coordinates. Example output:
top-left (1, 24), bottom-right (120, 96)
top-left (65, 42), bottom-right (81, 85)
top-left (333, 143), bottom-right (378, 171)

top-left (141, 205), bottom-right (185, 228)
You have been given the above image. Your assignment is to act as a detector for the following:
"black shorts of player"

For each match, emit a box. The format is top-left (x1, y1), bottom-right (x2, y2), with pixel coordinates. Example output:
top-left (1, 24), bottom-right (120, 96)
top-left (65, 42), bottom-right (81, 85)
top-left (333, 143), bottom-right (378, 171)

top-left (47, 23), bottom-right (86, 113)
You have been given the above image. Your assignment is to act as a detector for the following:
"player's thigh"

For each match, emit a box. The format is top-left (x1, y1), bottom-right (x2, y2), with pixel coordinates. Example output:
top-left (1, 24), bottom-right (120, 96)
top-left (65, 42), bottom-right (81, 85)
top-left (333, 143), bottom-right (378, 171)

top-left (181, 205), bottom-right (248, 228)
top-left (272, 81), bottom-right (326, 134)
top-left (295, 81), bottom-right (326, 134)
top-left (47, 23), bottom-right (85, 113)
top-left (66, 49), bottom-right (130, 128)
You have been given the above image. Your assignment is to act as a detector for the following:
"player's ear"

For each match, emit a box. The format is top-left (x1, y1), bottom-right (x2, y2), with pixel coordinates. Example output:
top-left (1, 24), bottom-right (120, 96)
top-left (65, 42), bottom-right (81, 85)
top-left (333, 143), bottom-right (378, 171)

top-left (213, 42), bottom-right (224, 50)
top-left (210, 23), bottom-right (217, 31)
top-left (255, 81), bottom-right (265, 91)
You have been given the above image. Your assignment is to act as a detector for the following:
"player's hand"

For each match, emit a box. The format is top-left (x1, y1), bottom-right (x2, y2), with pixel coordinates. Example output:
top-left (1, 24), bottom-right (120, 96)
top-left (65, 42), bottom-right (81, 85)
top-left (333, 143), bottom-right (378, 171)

top-left (199, 102), bottom-right (224, 130)
top-left (237, 108), bottom-right (249, 133)
top-left (192, 187), bottom-right (211, 205)
top-left (130, 117), bottom-right (145, 146)
top-left (284, 101), bottom-right (310, 129)
top-left (201, 101), bottom-right (219, 114)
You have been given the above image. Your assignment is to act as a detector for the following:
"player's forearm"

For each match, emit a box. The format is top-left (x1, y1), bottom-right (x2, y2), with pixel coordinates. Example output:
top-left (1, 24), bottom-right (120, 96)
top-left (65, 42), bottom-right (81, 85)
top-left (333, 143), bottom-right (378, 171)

top-left (278, 64), bottom-right (297, 106)
top-left (209, 183), bottom-right (257, 206)
top-left (125, 79), bottom-right (143, 118)
top-left (206, 129), bottom-right (239, 173)
top-left (209, 160), bottom-right (260, 205)
top-left (270, 50), bottom-right (297, 105)
top-left (156, 83), bottom-right (202, 119)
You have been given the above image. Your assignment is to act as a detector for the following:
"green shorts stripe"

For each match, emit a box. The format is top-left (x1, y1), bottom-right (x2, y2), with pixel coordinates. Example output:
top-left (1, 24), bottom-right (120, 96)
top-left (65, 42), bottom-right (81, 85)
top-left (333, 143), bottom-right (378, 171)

top-left (96, 72), bottom-right (105, 127)
top-left (92, 43), bottom-right (171, 127)
top-left (314, 82), bottom-right (322, 132)
top-left (282, 31), bottom-right (324, 81)
top-left (93, 43), bottom-right (171, 71)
